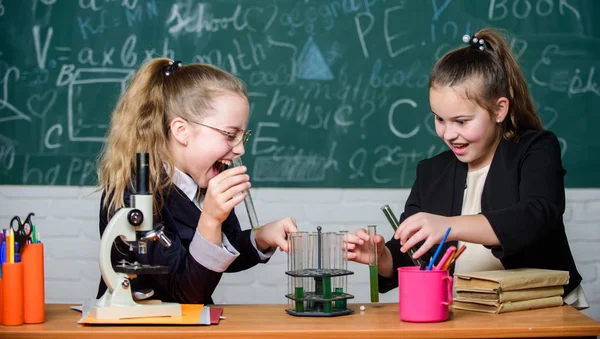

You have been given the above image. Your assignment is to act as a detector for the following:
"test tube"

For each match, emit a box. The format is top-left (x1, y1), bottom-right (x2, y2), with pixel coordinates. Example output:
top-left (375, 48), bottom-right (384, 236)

top-left (232, 157), bottom-right (260, 231)
top-left (287, 233), bottom-right (293, 311)
top-left (335, 230), bottom-right (347, 310)
top-left (306, 232), bottom-right (317, 311)
top-left (314, 228), bottom-right (324, 311)
top-left (321, 232), bottom-right (333, 313)
top-left (380, 205), bottom-right (422, 266)
top-left (289, 232), bottom-right (305, 312)
top-left (367, 225), bottom-right (379, 303)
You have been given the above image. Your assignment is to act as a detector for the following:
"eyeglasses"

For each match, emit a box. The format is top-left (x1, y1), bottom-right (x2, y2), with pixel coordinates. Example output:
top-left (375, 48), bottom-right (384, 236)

top-left (190, 121), bottom-right (251, 147)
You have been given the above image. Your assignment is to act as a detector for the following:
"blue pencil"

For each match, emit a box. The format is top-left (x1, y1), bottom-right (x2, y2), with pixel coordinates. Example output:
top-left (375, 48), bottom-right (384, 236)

top-left (426, 227), bottom-right (451, 271)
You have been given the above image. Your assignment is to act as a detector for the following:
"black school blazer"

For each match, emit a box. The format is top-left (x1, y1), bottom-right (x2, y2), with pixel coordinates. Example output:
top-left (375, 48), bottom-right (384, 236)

top-left (380, 129), bottom-right (582, 296)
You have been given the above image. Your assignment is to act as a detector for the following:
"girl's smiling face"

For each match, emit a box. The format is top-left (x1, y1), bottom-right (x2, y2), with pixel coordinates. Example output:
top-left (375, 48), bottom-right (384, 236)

top-left (430, 85), bottom-right (507, 171)
top-left (170, 90), bottom-right (250, 188)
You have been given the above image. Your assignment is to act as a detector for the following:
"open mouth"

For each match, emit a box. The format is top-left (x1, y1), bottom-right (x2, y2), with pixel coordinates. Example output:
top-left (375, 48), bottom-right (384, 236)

top-left (212, 159), bottom-right (232, 175)
top-left (450, 143), bottom-right (469, 155)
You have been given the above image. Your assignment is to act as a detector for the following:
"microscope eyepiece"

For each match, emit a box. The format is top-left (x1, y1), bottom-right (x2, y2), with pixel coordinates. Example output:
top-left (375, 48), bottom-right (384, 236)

top-left (136, 152), bottom-right (149, 194)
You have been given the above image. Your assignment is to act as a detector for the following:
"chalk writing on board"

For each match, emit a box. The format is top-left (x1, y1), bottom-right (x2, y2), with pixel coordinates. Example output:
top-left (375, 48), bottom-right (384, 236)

top-left (0, 0), bottom-right (597, 187)
top-left (0, 67), bottom-right (30, 123)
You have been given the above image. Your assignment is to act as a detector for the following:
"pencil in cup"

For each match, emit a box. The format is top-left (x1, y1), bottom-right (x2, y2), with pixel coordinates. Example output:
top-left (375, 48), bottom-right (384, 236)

top-left (426, 227), bottom-right (451, 271)
top-left (2, 262), bottom-right (24, 325)
top-left (441, 250), bottom-right (456, 271)
top-left (434, 246), bottom-right (456, 271)
top-left (22, 243), bottom-right (45, 323)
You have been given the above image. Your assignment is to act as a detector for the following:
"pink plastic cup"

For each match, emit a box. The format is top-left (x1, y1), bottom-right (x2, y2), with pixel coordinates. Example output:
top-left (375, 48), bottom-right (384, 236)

top-left (398, 266), bottom-right (453, 322)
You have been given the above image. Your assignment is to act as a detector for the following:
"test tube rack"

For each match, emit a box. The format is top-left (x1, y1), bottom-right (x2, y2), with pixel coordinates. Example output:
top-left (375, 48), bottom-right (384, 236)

top-left (285, 226), bottom-right (354, 317)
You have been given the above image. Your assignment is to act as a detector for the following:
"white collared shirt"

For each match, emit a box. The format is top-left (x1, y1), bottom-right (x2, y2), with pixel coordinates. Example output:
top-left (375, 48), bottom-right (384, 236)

top-left (171, 167), bottom-right (272, 272)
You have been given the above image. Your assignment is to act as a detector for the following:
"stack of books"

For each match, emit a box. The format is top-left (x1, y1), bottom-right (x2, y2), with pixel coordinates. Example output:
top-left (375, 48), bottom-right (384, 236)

top-left (453, 268), bottom-right (569, 314)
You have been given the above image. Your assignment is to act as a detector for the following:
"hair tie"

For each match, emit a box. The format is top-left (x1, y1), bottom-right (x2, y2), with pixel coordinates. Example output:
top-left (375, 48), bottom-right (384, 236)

top-left (462, 34), bottom-right (486, 51)
top-left (164, 60), bottom-right (183, 76)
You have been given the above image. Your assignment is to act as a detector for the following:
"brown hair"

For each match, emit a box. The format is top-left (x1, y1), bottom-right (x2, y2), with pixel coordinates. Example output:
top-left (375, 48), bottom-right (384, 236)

top-left (97, 58), bottom-right (247, 217)
top-left (429, 28), bottom-right (542, 141)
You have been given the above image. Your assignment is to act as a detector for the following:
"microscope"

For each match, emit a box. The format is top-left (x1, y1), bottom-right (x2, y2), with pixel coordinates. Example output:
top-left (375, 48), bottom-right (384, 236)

top-left (90, 153), bottom-right (182, 319)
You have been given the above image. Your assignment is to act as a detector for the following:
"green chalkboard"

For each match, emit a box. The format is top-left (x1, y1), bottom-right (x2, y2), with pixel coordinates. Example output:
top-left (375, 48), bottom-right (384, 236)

top-left (1, 0), bottom-right (599, 187)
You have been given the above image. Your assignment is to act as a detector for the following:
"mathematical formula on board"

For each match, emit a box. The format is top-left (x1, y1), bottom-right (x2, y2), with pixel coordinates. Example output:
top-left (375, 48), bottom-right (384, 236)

top-left (0, 0), bottom-right (598, 187)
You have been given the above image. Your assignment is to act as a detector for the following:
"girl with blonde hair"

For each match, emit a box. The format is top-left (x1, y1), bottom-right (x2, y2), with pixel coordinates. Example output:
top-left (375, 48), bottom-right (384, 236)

top-left (96, 58), bottom-right (297, 304)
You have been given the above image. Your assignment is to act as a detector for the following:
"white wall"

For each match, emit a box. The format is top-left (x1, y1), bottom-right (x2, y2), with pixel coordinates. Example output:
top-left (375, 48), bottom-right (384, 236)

top-left (0, 186), bottom-right (598, 320)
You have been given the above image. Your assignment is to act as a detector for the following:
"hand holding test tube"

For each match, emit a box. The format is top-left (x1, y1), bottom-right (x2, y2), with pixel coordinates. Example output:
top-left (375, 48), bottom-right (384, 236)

top-left (232, 157), bottom-right (260, 231)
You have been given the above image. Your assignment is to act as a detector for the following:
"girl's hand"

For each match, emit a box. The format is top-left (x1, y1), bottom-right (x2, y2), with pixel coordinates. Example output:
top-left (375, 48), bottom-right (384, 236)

top-left (202, 166), bottom-right (250, 226)
top-left (255, 217), bottom-right (298, 252)
top-left (394, 212), bottom-right (452, 258)
top-left (343, 228), bottom-right (386, 265)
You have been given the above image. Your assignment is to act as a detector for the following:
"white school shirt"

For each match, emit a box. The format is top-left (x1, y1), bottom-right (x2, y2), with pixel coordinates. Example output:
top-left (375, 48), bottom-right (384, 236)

top-left (452, 164), bottom-right (589, 309)
top-left (453, 165), bottom-right (504, 273)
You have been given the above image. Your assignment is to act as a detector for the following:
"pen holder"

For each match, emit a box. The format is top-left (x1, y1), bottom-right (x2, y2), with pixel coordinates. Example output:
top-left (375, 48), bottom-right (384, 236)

top-left (2, 262), bottom-right (24, 326)
top-left (22, 243), bottom-right (45, 323)
top-left (0, 278), bottom-right (3, 324)
top-left (398, 266), bottom-right (453, 322)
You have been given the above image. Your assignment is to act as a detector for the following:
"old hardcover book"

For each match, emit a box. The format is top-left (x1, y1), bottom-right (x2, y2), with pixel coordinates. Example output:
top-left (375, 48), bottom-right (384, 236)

top-left (453, 296), bottom-right (564, 314)
top-left (456, 285), bottom-right (564, 303)
top-left (454, 268), bottom-right (569, 293)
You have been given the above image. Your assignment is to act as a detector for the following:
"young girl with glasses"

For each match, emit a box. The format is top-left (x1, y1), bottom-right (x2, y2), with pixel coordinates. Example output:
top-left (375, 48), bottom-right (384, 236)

top-left (96, 58), bottom-right (298, 304)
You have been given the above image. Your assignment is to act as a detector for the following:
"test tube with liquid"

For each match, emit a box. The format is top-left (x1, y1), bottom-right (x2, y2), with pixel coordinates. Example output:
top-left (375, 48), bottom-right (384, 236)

top-left (367, 225), bottom-right (379, 303)
top-left (307, 232), bottom-right (317, 310)
top-left (287, 234), bottom-right (292, 310)
top-left (288, 232), bottom-right (305, 312)
top-left (321, 232), bottom-right (333, 313)
top-left (335, 231), bottom-right (348, 310)
top-left (232, 157), bottom-right (260, 231)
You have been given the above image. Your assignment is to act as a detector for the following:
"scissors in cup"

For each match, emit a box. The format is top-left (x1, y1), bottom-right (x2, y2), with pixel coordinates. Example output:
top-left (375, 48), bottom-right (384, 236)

top-left (10, 212), bottom-right (35, 254)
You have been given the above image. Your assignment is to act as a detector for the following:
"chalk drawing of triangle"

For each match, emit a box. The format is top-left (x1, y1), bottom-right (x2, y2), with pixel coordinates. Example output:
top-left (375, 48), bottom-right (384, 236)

top-left (296, 37), bottom-right (334, 80)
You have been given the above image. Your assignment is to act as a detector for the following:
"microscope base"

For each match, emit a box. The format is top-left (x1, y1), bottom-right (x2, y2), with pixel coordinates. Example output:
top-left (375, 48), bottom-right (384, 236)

top-left (90, 283), bottom-right (182, 320)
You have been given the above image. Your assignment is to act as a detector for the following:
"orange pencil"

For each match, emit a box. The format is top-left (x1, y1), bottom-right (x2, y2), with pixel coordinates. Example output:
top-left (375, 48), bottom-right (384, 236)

top-left (441, 251), bottom-right (456, 270)
top-left (448, 244), bottom-right (467, 267)
top-left (435, 246), bottom-right (456, 271)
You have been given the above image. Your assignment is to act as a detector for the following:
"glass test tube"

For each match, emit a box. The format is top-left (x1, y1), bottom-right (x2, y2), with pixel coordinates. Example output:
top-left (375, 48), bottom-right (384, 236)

top-left (321, 232), bottom-right (333, 313)
top-left (380, 205), bottom-right (422, 266)
top-left (287, 233), bottom-right (293, 311)
top-left (289, 232), bottom-right (305, 312)
top-left (306, 232), bottom-right (317, 310)
top-left (335, 231), bottom-right (348, 310)
top-left (232, 157), bottom-right (260, 231)
top-left (367, 225), bottom-right (379, 303)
